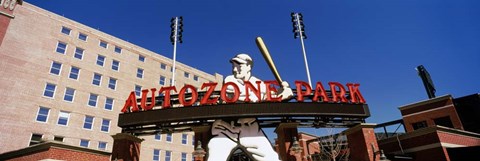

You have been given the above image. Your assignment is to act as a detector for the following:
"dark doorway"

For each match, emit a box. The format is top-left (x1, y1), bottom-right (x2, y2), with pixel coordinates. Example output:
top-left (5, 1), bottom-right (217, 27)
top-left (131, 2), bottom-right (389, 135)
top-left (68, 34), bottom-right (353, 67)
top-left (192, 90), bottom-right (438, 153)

top-left (228, 148), bottom-right (255, 161)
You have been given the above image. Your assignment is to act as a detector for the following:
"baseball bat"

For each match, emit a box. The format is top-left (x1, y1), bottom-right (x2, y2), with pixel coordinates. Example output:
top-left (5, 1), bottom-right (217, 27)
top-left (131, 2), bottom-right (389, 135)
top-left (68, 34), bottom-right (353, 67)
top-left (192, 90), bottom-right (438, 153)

top-left (255, 37), bottom-right (283, 85)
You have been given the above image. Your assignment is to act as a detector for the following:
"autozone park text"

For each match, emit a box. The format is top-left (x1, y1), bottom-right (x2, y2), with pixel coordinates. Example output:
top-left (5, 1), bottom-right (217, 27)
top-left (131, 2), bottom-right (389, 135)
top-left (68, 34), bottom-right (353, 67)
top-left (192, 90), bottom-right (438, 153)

top-left (121, 80), bottom-right (366, 113)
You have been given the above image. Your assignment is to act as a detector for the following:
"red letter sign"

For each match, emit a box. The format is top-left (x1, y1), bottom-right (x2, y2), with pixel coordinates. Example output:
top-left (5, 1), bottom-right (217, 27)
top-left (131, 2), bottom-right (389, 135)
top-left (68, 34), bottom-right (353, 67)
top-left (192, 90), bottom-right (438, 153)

top-left (121, 91), bottom-right (139, 113)
top-left (159, 86), bottom-right (177, 109)
top-left (295, 81), bottom-right (312, 102)
top-left (221, 82), bottom-right (240, 103)
top-left (312, 82), bottom-right (330, 102)
top-left (244, 81), bottom-right (262, 102)
top-left (264, 80), bottom-right (282, 102)
top-left (329, 82), bottom-right (348, 103)
top-left (200, 82), bottom-right (219, 105)
top-left (347, 83), bottom-right (366, 103)
top-left (179, 85), bottom-right (198, 107)
top-left (140, 88), bottom-right (157, 110)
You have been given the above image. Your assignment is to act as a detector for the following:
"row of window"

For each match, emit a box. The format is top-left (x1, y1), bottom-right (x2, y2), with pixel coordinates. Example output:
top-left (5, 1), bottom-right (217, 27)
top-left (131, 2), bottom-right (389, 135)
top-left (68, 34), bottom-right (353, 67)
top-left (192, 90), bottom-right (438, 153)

top-left (30, 133), bottom-right (108, 150)
top-left (55, 45), bottom-right (199, 85)
top-left (61, 26), bottom-right (122, 53)
top-left (43, 83), bottom-right (115, 110)
top-left (55, 42), bottom-right (121, 71)
top-left (50, 61), bottom-right (119, 91)
top-left (61, 26), bottom-right (203, 82)
top-left (411, 116), bottom-right (454, 130)
top-left (153, 133), bottom-right (193, 145)
top-left (36, 106), bottom-right (111, 132)
top-left (153, 150), bottom-right (192, 161)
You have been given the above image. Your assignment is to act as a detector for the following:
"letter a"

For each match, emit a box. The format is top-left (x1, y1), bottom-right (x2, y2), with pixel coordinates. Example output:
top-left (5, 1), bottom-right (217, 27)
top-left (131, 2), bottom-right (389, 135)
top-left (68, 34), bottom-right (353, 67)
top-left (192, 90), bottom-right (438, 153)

top-left (121, 91), bottom-right (139, 113)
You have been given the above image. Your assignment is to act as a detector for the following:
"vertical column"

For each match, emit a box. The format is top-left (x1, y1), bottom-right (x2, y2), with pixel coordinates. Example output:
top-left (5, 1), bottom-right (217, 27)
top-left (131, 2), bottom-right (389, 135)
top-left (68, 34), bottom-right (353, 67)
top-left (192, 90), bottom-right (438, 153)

top-left (0, 0), bottom-right (22, 46)
top-left (192, 126), bottom-right (211, 161)
top-left (275, 123), bottom-right (300, 161)
top-left (344, 123), bottom-right (379, 161)
top-left (111, 133), bottom-right (144, 161)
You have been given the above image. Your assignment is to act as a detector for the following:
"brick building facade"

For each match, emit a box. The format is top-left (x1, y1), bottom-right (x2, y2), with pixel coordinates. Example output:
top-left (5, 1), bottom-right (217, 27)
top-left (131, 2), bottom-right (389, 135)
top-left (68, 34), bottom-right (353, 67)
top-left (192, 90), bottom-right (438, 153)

top-left (0, 1), bottom-right (222, 161)
top-left (377, 94), bottom-right (480, 161)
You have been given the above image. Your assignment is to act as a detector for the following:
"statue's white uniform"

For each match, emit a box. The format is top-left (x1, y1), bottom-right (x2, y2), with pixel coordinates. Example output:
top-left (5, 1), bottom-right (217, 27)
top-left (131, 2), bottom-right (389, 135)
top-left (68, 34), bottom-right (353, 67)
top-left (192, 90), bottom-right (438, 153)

top-left (207, 54), bottom-right (282, 161)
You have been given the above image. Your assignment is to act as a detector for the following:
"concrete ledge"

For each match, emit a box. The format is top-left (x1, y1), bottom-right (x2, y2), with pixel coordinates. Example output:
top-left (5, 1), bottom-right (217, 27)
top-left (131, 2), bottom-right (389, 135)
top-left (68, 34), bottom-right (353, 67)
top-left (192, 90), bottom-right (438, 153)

top-left (111, 133), bottom-right (144, 143)
top-left (378, 125), bottom-right (480, 145)
top-left (343, 123), bottom-right (377, 135)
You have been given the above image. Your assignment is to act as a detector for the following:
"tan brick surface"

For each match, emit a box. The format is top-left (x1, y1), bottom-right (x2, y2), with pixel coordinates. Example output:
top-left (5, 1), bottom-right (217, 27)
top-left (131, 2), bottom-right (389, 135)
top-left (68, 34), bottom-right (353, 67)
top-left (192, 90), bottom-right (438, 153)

top-left (0, 2), bottom-right (221, 161)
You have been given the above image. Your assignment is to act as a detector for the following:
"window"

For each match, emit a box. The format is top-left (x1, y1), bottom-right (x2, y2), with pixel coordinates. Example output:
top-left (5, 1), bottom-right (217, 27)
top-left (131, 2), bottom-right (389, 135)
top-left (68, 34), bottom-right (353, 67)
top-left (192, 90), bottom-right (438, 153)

top-left (159, 76), bottom-right (166, 85)
top-left (63, 87), bottom-right (75, 102)
top-left (412, 121), bottom-right (428, 130)
top-left (83, 115), bottom-right (94, 130)
top-left (135, 85), bottom-right (142, 96)
top-left (166, 133), bottom-right (172, 142)
top-left (57, 111), bottom-right (70, 126)
top-left (78, 33), bottom-right (88, 41)
top-left (114, 46), bottom-right (122, 53)
top-left (165, 150), bottom-right (172, 161)
top-left (29, 133), bottom-right (43, 146)
top-left (74, 47), bottom-right (84, 59)
top-left (92, 73), bottom-right (102, 86)
top-left (153, 149), bottom-right (160, 161)
top-left (139, 55), bottom-right (145, 62)
top-left (36, 107), bottom-right (50, 122)
top-left (61, 26), bottom-right (71, 35)
top-left (105, 98), bottom-right (114, 111)
top-left (192, 137), bottom-right (195, 146)
top-left (112, 60), bottom-right (120, 71)
top-left (154, 133), bottom-right (162, 141)
top-left (88, 93), bottom-right (98, 107)
top-left (98, 141), bottom-right (107, 150)
top-left (101, 119), bottom-right (110, 132)
top-left (43, 83), bottom-right (56, 98)
top-left (80, 139), bottom-right (89, 148)
top-left (182, 134), bottom-right (188, 145)
top-left (108, 77), bottom-right (117, 90)
top-left (99, 41), bottom-right (108, 48)
top-left (193, 75), bottom-right (199, 81)
top-left (137, 68), bottom-right (143, 79)
top-left (160, 63), bottom-right (167, 70)
top-left (181, 153), bottom-right (187, 161)
top-left (96, 55), bottom-right (105, 66)
top-left (434, 116), bottom-right (454, 128)
top-left (56, 42), bottom-right (67, 54)
top-left (184, 72), bottom-right (190, 78)
top-left (67, 66), bottom-right (80, 80)
top-left (50, 61), bottom-right (62, 75)
top-left (54, 136), bottom-right (64, 142)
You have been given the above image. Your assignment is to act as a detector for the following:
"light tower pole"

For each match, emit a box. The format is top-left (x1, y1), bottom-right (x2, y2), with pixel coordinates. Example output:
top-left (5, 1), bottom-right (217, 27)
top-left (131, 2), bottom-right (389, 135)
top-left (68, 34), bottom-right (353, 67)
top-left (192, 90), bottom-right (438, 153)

top-left (170, 16), bottom-right (183, 86)
top-left (291, 12), bottom-right (312, 87)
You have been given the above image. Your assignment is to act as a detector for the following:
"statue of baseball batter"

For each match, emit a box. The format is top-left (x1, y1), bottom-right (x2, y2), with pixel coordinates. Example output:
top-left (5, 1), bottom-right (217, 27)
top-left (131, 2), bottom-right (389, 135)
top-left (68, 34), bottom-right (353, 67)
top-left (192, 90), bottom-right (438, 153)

top-left (207, 53), bottom-right (293, 161)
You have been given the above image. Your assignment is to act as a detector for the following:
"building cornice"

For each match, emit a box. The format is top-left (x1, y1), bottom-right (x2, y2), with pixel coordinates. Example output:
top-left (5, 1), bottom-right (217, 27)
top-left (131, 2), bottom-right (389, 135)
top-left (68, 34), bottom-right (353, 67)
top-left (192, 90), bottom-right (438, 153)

top-left (398, 94), bottom-right (452, 111)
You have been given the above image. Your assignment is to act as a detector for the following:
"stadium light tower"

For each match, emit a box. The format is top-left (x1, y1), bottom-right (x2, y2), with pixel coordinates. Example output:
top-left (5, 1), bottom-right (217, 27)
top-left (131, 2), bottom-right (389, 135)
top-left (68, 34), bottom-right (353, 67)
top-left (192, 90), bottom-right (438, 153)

top-left (291, 12), bottom-right (312, 87)
top-left (415, 65), bottom-right (436, 99)
top-left (170, 16), bottom-right (183, 86)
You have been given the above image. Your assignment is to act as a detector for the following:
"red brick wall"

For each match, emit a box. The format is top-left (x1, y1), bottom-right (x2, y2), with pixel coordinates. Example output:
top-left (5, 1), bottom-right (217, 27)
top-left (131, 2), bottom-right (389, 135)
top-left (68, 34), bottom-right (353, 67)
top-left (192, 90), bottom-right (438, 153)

top-left (346, 128), bottom-right (379, 161)
top-left (401, 99), bottom-right (453, 116)
top-left (438, 131), bottom-right (480, 146)
top-left (275, 125), bottom-right (299, 161)
top-left (403, 105), bottom-right (463, 132)
top-left (7, 147), bottom-right (110, 161)
top-left (298, 133), bottom-right (321, 158)
top-left (379, 127), bottom-right (480, 161)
